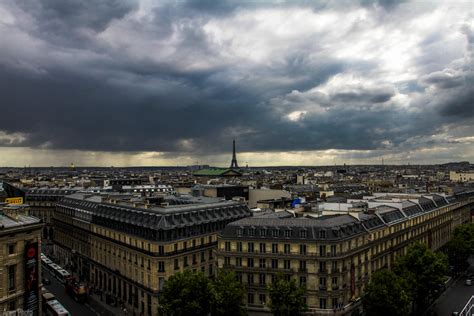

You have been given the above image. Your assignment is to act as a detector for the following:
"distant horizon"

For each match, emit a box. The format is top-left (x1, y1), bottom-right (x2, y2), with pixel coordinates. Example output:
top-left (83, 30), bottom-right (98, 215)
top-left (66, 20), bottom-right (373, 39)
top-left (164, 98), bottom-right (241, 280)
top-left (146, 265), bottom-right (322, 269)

top-left (0, 161), bottom-right (471, 170)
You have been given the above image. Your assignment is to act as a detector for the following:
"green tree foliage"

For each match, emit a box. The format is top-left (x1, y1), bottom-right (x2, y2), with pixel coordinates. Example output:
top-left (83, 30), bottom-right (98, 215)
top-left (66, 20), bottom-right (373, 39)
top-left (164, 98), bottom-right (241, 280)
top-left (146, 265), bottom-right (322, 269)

top-left (446, 223), bottom-right (474, 269)
top-left (212, 270), bottom-right (247, 316)
top-left (393, 243), bottom-right (448, 312)
top-left (266, 274), bottom-right (307, 316)
top-left (159, 270), bottom-right (214, 316)
top-left (362, 269), bottom-right (411, 316)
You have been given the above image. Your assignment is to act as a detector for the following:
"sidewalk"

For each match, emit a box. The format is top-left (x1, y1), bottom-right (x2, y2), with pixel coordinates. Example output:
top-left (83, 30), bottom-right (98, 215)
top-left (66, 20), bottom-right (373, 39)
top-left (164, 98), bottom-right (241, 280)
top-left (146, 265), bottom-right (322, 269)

top-left (86, 291), bottom-right (129, 316)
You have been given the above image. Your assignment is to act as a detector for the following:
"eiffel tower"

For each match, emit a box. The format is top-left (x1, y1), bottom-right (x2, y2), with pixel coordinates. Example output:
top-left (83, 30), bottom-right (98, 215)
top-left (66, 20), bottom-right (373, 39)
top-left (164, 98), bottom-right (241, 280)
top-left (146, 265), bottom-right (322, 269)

top-left (230, 139), bottom-right (239, 169)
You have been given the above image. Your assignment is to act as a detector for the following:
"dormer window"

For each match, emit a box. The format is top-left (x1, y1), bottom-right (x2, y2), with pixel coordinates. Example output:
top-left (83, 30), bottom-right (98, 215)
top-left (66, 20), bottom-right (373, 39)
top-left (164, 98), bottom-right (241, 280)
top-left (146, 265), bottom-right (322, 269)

top-left (319, 230), bottom-right (327, 239)
top-left (284, 229), bottom-right (292, 237)
top-left (300, 230), bottom-right (307, 238)
top-left (249, 228), bottom-right (255, 237)
top-left (260, 229), bottom-right (267, 237)
top-left (272, 229), bottom-right (279, 237)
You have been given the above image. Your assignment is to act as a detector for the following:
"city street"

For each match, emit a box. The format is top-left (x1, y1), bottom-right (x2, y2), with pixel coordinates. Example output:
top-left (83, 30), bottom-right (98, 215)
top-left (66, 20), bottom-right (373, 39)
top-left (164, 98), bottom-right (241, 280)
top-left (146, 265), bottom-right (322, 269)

top-left (432, 257), bottom-right (474, 315)
top-left (43, 268), bottom-right (96, 316)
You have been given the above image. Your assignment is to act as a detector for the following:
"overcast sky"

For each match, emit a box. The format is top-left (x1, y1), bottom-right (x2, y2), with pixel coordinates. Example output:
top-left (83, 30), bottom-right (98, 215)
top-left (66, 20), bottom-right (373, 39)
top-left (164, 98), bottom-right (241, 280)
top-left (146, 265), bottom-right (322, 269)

top-left (0, 0), bottom-right (472, 167)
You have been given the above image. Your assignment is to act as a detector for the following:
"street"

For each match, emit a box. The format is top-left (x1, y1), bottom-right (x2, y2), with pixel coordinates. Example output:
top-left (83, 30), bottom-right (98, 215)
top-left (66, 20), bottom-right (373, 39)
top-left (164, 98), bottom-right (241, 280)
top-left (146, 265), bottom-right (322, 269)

top-left (432, 257), bottom-right (474, 315)
top-left (43, 268), bottom-right (96, 316)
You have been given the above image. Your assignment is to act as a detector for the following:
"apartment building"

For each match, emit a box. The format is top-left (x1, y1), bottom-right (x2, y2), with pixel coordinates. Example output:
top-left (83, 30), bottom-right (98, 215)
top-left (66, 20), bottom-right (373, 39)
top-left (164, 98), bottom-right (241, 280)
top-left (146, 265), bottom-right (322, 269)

top-left (217, 192), bottom-right (474, 315)
top-left (52, 193), bottom-right (251, 316)
top-left (0, 203), bottom-right (43, 315)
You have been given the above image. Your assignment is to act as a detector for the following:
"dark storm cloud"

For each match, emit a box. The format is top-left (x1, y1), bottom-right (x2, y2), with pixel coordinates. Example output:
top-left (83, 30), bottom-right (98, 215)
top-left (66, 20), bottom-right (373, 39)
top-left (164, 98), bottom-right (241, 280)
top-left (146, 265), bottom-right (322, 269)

top-left (14, 0), bottom-right (137, 47)
top-left (0, 0), bottom-right (472, 159)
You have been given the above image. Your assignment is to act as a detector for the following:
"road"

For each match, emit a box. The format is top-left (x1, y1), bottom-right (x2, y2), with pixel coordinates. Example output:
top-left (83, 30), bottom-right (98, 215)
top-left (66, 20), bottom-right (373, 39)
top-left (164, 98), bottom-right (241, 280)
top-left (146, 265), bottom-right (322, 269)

top-left (432, 257), bottom-right (474, 315)
top-left (43, 268), bottom-right (96, 316)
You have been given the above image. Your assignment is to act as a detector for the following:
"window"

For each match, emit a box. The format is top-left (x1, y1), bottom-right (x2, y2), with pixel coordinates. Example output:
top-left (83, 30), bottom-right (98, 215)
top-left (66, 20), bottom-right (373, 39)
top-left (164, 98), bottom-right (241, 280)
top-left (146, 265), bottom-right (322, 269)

top-left (259, 243), bottom-right (266, 253)
top-left (332, 298), bottom-right (339, 309)
top-left (284, 260), bottom-right (291, 269)
top-left (174, 259), bottom-right (179, 270)
top-left (247, 258), bottom-right (254, 268)
top-left (319, 261), bottom-right (326, 272)
top-left (272, 243), bottom-right (278, 254)
top-left (320, 298), bottom-right (327, 309)
top-left (299, 260), bottom-right (306, 271)
top-left (260, 229), bottom-right (267, 237)
top-left (319, 230), bottom-right (327, 239)
top-left (284, 230), bottom-right (292, 237)
top-left (247, 274), bottom-right (254, 285)
top-left (247, 293), bottom-right (254, 304)
top-left (8, 265), bottom-right (16, 291)
top-left (183, 241), bottom-right (187, 249)
top-left (331, 245), bottom-right (337, 256)
top-left (248, 242), bottom-right (254, 253)
top-left (259, 273), bottom-right (266, 285)
top-left (331, 261), bottom-right (338, 272)
top-left (284, 244), bottom-right (291, 254)
top-left (237, 242), bottom-right (243, 252)
top-left (249, 228), bottom-right (255, 237)
top-left (299, 244), bottom-right (306, 255)
top-left (299, 276), bottom-right (307, 287)
top-left (236, 257), bottom-right (242, 267)
top-left (259, 259), bottom-right (266, 268)
top-left (271, 259), bottom-right (278, 269)
top-left (320, 245), bottom-right (326, 256)
top-left (332, 277), bottom-right (338, 289)
top-left (209, 249), bottom-right (213, 260)
top-left (201, 251), bottom-right (205, 262)
top-left (259, 294), bottom-right (266, 305)
top-left (237, 228), bottom-right (243, 236)
top-left (158, 261), bottom-right (165, 272)
top-left (224, 257), bottom-right (231, 266)
top-left (225, 242), bottom-right (231, 251)
top-left (236, 272), bottom-right (242, 283)
top-left (8, 243), bottom-right (15, 255)
top-left (158, 245), bottom-right (164, 255)
top-left (319, 277), bottom-right (326, 290)
top-left (272, 229), bottom-right (279, 237)
top-left (299, 230), bottom-right (307, 238)
top-left (184, 257), bottom-right (188, 267)
top-left (174, 244), bottom-right (178, 252)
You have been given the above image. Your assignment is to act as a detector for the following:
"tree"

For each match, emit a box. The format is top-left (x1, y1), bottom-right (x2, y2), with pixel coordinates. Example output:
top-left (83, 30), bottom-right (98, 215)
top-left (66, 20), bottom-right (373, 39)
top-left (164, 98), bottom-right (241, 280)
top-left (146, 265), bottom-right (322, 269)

top-left (393, 243), bottom-right (448, 313)
top-left (266, 274), bottom-right (307, 316)
top-left (159, 270), bottom-right (215, 316)
top-left (362, 269), bottom-right (411, 316)
top-left (212, 269), bottom-right (247, 316)
top-left (445, 223), bottom-right (474, 271)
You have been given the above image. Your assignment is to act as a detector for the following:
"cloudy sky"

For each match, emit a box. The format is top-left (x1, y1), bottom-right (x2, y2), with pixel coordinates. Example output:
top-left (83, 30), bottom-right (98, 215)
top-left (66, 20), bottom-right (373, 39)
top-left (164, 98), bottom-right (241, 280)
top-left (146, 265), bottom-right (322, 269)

top-left (0, 0), bottom-right (472, 167)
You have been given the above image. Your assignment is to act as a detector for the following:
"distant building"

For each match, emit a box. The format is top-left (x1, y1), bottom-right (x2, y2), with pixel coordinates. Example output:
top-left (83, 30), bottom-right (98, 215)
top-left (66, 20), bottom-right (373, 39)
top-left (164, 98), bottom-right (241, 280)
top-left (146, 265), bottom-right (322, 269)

top-left (53, 193), bottom-right (251, 316)
top-left (248, 189), bottom-right (291, 208)
top-left (450, 170), bottom-right (474, 182)
top-left (25, 188), bottom-right (80, 241)
top-left (193, 168), bottom-right (242, 177)
top-left (0, 204), bottom-right (43, 315)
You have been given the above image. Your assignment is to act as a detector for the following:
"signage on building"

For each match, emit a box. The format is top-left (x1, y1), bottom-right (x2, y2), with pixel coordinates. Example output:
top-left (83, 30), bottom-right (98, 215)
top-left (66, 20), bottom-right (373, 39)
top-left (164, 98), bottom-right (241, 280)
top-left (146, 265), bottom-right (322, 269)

top-left (6, 197), bottom-right (24, 204)
top-left (24, 242), bottom-right (39, 314)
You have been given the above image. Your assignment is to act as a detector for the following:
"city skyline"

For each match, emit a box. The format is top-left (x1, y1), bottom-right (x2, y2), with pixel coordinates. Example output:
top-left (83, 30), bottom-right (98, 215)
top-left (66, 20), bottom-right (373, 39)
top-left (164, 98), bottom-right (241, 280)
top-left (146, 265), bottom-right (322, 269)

top-left (0, 0), bottom-right (473, 167)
